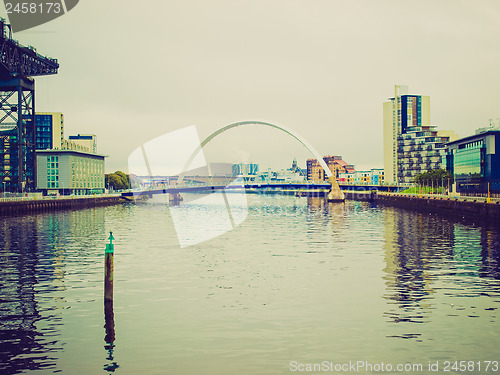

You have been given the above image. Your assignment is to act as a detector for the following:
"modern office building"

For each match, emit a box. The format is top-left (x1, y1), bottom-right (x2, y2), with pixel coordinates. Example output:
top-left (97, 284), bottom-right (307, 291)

top-left (34, 112), bottom-right (92, 152)
top-left (306, 155), bottom-right (355, 182)
top-left (1, 112), bottom-right (63, 192)
top-left (383, 85), bottom-right (457, 184)
top-left (445, 128), bottom-right (500, 195)
top-left (36, 149), bottom-right (106, 195)
top-left (35, 112), bottom-right (64, 150)
top-left (68, 134), bottom-right (97, 153)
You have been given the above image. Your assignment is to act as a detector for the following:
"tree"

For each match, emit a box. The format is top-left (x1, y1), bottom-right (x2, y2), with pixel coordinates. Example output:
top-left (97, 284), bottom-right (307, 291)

top-left (105, 171), bottom-right (130, 190)
top-left (413, 169), bottom-right (453, 192)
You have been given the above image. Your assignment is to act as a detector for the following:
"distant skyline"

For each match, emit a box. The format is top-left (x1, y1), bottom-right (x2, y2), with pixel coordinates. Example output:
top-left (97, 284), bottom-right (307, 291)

top-left (1, 0), bottom-right (499, 173)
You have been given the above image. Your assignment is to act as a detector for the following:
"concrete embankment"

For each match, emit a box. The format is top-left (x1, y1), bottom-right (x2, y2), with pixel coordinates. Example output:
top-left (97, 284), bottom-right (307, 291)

top-left (0, 196), bottom-right (126, 216)
top-left (344, 190), bottom-right (500, 223)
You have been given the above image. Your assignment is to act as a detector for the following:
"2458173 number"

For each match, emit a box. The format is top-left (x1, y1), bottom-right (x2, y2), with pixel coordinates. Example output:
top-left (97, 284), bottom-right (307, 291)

top-left (443, 361), bottom-right (499, 372)
top-left (5, 2), bottom-right (62, 14)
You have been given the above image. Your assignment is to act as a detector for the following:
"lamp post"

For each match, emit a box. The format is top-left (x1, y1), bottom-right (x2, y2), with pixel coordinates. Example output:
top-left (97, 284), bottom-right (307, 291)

top-left (2, 181), bottom-right (5, 196)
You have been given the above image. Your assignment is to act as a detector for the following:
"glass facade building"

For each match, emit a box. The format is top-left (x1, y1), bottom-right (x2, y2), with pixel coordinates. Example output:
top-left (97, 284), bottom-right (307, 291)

top-left (445, 130), bottom-right (500, 194)
top-left (34, 112), bottom-right (64, 150)
top-left (36, 114), bottom-right (54, 150)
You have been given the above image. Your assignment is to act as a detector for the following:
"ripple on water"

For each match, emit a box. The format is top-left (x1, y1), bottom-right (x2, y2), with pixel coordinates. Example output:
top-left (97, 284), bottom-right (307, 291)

top-left (1, 198), bottom-right (500, 373)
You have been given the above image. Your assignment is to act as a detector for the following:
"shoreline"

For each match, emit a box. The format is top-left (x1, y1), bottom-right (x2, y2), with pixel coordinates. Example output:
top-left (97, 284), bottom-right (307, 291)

top-left (0, 195), bottom-right (127, 216)
top-left (344, 190), bottom-right (500, 223)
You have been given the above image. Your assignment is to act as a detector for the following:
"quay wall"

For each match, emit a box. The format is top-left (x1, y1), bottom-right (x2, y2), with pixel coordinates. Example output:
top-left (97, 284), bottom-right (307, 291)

top-left (344, 191), bottom-right (500, 223)
top-left (0, 196), bottom-right (125, 216)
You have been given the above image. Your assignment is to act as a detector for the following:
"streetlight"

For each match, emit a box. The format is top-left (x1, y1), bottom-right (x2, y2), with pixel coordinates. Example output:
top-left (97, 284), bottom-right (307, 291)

top-left (2, 181), bottom-right (5, 196)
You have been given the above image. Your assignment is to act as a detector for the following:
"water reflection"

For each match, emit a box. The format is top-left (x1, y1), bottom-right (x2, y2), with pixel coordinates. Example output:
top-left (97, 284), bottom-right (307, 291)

top-left (103, 300), bottom-right (119, 373)
top-left (383, 207), bottom-right (500, 329)
top-left (0, 209), bottom-right (105, 374)
top-left (1, 199), bottom-right (500, 373)
top-left (0, 216), bottom-right (59, 373)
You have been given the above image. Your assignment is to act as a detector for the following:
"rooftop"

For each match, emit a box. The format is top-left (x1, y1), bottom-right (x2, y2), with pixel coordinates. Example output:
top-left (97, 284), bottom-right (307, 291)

top-left (36, 149), bottom-right (106, 158)
top-left (447, 129), bottom-right (500, 146)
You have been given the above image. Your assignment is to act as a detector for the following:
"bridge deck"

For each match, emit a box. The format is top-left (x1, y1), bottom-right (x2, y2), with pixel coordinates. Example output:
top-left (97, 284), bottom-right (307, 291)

top-left (121, 183), bottom-right (404, 197)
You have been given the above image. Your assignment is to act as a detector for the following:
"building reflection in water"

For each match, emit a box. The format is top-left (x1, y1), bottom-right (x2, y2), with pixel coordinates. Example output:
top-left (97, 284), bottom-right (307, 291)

top-left (0, 216), bottom-right (52, 373)
top-left (306, 196), bottom-right (348, 220)
top-left (383, 207), bottom-right (500, 328)
top-left (0, 208), bottom-right (106, 373)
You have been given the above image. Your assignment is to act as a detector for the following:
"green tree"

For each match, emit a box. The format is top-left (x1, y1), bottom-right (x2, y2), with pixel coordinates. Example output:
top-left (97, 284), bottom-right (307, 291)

top-left (105, 171), bottom-right (130, 190)
top-left (413, 169), bottom-right (453, 192)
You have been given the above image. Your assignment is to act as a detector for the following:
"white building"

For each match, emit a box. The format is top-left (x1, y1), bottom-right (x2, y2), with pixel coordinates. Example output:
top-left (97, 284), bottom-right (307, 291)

top-left (68, 134), bottom-right (97, 153)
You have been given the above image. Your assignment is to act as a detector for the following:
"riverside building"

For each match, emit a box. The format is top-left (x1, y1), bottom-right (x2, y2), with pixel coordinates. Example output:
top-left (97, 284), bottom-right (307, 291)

top-left (383, 85), bottom-right (457, 184)
top-left (35, 112), bottom-right (64, 150)
top-left (36, 149), bottom-right (105, 195)
top-left (445, 127), bottom-right (500, 195)
top-left (338, 169), bottom-right (384, 185)
top-left (34, 112), bottom-right (105, 195)
top-left (307, 155), bottom-right (355, 182)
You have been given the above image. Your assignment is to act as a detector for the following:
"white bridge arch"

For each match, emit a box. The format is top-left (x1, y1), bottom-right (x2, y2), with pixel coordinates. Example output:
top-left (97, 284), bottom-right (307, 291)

top-left (178, 120), bottom-right (344, 200)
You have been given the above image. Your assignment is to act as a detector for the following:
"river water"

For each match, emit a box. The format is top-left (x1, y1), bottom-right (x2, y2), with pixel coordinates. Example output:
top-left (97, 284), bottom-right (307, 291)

top-left (1, 195), bottom-right (499, 374)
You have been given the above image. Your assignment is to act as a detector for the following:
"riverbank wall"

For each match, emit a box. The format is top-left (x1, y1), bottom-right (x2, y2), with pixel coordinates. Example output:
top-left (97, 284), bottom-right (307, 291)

top-left (344, 190), bottom-right (500, 223)
top-left (0, 196), bottom-right (126, 216)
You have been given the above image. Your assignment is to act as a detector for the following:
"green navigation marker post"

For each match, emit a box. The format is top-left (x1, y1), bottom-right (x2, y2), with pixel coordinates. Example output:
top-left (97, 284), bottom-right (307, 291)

top-left (105, 231), bottom-right (115, 302)
top-left (103, 231), bottom-right (117, 370)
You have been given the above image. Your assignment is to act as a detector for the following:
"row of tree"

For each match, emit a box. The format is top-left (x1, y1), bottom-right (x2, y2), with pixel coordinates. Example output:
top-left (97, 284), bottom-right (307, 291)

top-left (105, 171), bottom-right (130, 191)
top-left (413, 168), bottom-right (453, 186)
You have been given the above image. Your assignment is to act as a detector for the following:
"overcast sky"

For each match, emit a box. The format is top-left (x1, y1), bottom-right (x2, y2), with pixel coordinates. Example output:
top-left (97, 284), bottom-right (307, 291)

top-left (2, 0), bottom-right (499, 173)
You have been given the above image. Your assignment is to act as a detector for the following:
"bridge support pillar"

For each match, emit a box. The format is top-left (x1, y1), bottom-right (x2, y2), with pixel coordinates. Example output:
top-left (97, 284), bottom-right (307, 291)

top-left (327, 176), bottom-right (345, 202)
top-left (169, 192), bottom-right (183, 205)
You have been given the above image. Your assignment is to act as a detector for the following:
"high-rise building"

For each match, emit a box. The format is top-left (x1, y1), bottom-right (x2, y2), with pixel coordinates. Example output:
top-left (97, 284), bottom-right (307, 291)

top-left (383, 85), bottom-right (456, 184)
top-left (35, 112), bottom-right (64, 150)
top-left (34, 112), bottom-right (92, 152)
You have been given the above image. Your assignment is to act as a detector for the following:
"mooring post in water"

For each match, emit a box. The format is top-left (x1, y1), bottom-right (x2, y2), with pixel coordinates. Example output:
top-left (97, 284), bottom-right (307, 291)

top-left (103, 231), bottom-right (118, 372)
top-left (105, 231), bottom-right (115, 302)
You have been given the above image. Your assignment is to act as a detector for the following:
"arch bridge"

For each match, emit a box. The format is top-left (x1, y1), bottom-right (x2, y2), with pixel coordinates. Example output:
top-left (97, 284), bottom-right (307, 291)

top-left (175, 121), bottom-right (344, 201)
